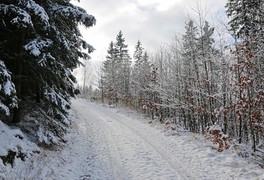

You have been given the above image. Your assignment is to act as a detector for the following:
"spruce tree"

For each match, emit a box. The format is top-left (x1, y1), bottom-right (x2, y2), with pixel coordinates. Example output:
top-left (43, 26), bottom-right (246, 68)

top-left (181, 20), bottom-right (199, 131)
top-left (0, 60), bottom-right (17, 116)
top-left (0, 0), bottom-right (95, 143)
top-left (131, 41), bottom-right (151, 108)
top-left (131, 40), bottom-right (144, 99)
top-left (114, 31), bottom-right (131, 105)
top-left (102, 41), bottom-right (118, 104)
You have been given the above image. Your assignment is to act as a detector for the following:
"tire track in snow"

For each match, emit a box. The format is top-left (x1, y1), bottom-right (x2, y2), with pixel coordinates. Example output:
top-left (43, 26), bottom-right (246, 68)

top-left (75, 102), bottom-right (125, 180)
top-left (86, 102), bottom-right (194, 179)
top-left (86, 111), bottom-right (127, 179)
top-left (107, 114), bottom-right (195, 180)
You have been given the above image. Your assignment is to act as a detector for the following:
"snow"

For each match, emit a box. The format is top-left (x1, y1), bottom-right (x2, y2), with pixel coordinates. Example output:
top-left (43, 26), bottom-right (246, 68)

top-left (0, 121), bottom-right (38, 157)
top-left (38, 52), bottom-right (55, 66)
top-left (0, 4), bottom-right (33, 28)
top-left (36, 126), bottom-right (60, 145)
top-left (0, 66), bottom-right (16, 97)
top-left (0, 61), bottom-right (11, 80)
top-left (0, 59), bottom-right (17, 115)
top-left (52, 26), bottom-right (71, 51)
top-left (51, 4), bottom-right (96, 27)
top-left (19, 0), bottom-right (50, 29)
top-left (44, 87), bottom-right (70, 111)
top-left (0, 103), bottom-right (9, 116)
top-left (0, 121), bottom-right (39, 178)
top-left (208, 124), bottom-right (222, 131)
top-left (1, 98), bottom-right (263, 179)
top-left (3, 81), bottom-right (12, 96)
top-left (24, 38), bottom-right (53, 57)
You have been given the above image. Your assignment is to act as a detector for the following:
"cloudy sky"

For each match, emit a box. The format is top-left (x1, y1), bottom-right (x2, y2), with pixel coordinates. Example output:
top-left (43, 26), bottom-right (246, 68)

top-left (71, 0), bottom-right (228, 86)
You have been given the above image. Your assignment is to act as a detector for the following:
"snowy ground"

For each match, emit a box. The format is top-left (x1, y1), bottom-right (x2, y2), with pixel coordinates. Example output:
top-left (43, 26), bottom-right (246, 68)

top-left (1, 98), bottom-right (264, 179)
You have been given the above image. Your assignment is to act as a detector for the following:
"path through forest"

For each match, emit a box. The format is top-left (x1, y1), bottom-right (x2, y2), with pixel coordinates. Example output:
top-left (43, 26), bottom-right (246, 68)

top-left (41, 99), bottom-right (263, 180)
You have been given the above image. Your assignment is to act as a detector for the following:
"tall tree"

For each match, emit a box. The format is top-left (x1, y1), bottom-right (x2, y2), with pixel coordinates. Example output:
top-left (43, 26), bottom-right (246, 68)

top-left (181, 20), bottom-right (200, 132)
top-left (101, 41), bottom-right (118, 104)
top-left (226, 0), bottom-right (264, 150)
top-left (114, 31), bottom-right (131, 105)
top-left (196, 21), bottom-right (219, 130)
top-left (131, 40), bottom-right (151, 109)
top-left (101, 31), bottom-right (131, 105)
top-left (0, 0), bottom-right (95, 143)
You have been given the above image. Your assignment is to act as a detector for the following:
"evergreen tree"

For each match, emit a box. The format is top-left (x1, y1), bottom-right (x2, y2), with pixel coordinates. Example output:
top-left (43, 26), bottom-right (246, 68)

top-left (181, 20), bottom-right (200, 132)
top-left (180, 20), bottom-right (220, 132)
top-left (102, 41), bottom-right (118, 104)
top-left (0, 60), bottom-right (17, 116)
top-left (114, 31), bottom-right (131, 105)
top-left (141, 51), bottom-right (151, 87)
top-left (101, 32), bottom-right (131, 105)
top-left (133, 40), bottom-right (144, 67)
top-left (131, 41), bottom-right (151, 108)
top-left (0, 0), bottom-right (95, 143)
top-left (131, 40), bottom-right (144, 99)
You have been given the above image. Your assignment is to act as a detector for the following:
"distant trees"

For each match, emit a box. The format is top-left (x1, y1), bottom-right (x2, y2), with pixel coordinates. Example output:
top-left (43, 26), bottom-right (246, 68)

top-left (97, 2), bottom-right (263, 153)
top-left (147, 19), bottom-right (222, 132)
top-left (0, 0), bottom-right (95, 144)
top-left (101, 31), bottom-right (131, 105)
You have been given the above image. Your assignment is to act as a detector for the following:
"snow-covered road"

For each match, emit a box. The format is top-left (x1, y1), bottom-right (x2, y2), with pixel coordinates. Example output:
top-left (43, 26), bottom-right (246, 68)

top-left (76, 100), bottom-right (191, 180)
top-left (43, 99), bottom-right (263, 180)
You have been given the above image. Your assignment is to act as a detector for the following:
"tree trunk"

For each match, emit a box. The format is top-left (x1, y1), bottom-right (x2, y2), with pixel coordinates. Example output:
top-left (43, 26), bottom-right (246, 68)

top-left (13, 61), bottom-right (22, 123)
top-left (13, 31), bottom-right (25, 123)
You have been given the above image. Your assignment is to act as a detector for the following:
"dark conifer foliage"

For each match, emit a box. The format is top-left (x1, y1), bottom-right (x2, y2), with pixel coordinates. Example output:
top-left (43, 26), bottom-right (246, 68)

top-left (0, 0), bottom-right (95, 143)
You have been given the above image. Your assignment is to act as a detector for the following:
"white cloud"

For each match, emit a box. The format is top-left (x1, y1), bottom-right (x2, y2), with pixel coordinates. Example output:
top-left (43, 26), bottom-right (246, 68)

top-left (136, 0), bottom-right (183, 11)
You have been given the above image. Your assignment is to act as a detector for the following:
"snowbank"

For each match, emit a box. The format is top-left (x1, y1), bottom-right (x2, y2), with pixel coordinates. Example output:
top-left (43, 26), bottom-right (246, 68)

top-left (0, 120), bottom-right (39, 179)
top-left (114, 104), bottom-right (264, 179)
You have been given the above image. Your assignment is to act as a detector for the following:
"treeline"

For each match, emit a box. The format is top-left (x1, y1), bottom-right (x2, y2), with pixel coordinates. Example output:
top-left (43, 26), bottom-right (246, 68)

top-left (0, 0), bottom-right (95, 144)
top-left (97, 0), bottom-right (263, 154)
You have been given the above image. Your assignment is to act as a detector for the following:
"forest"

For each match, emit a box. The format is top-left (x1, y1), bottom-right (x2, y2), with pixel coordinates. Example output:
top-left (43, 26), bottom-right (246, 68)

top-left (0, 0), bottom-right (263, 171)
top-left (83, 1), bottom-right (264, 158)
